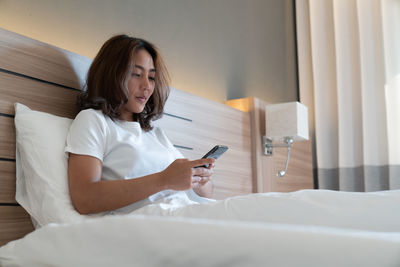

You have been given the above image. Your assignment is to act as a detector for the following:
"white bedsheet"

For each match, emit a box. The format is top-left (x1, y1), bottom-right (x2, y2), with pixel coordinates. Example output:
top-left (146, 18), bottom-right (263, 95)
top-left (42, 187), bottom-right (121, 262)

top-left (133, 189), bottom-right (400, 232)
top-left (1, 189), bottom-right (400, 267)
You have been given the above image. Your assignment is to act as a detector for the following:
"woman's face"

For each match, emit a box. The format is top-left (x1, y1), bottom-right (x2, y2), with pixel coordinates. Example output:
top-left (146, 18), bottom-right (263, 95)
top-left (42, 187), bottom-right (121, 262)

top-left (120, 49), bottom-right (156, 121)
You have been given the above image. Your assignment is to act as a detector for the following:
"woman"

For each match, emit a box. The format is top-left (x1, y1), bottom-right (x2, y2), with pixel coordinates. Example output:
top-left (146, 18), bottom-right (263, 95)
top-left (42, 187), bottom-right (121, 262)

top-left (66, 35), bottom-right (215, 215)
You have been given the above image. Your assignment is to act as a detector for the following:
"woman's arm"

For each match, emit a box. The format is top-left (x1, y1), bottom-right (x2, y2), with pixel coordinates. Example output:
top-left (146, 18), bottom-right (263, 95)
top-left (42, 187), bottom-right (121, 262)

top-left (68, 154), bottom-right (215, 214)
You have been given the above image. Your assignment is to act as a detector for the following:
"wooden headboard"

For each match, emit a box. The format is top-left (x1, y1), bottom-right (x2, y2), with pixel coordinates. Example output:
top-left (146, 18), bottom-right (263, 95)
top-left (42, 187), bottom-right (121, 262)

top-left (0, 28), bottom-right (254, 245)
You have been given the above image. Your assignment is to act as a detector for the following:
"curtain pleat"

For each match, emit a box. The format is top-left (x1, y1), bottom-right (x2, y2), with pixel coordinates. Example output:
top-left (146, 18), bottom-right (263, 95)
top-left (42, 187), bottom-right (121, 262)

top-left (304, 0), bottom-right (400, 191)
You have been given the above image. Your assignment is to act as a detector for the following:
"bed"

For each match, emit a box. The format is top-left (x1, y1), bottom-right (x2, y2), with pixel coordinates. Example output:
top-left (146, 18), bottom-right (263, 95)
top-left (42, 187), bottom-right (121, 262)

top-left (0, 27), bottom-right (399, 266)
top-left (0, 27), bottom-right (254, 240)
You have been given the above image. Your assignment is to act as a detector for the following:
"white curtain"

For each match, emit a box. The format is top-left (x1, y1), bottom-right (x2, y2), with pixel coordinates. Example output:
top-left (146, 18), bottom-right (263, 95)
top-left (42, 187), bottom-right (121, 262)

top-left (296, 0), bottom-right (400, 191)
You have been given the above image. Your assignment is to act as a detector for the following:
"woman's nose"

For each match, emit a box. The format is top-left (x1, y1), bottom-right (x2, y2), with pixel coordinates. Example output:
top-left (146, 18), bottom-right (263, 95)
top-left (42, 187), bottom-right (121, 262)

top-left (141, 77), bottom-right (151, 90)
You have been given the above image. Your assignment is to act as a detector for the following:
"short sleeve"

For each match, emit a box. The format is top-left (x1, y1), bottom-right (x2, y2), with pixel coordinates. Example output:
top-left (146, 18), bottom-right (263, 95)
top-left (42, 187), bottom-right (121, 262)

top-left (65, 109), bottom-right (107, 161)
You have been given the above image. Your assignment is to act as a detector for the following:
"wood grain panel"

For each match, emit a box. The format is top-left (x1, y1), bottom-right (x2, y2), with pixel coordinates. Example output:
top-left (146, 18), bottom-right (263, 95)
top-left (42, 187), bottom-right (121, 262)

top-left (268, 141), bottom-right (314, 192)
top-left (0, 71), bottom-right (80, 117)
top-left (165, 90), bottom-right (251, 145)
top-left (0, 28), bottom-right (91, 90)
top-left (165, 89), bottom-right (252, 156)
top-left (227, 97), bottom-right (314, 193)
top-left (0, 161), bottom-right (16, 204)
top-left (0, 116), bottom-right (15, 159)
top-left (0, 206), bottom-right (34, 247)
top-left (156, 115), bottom-right (251, 159)
top-left (213, 167), bottom-right (253, 199)
top-left (159, 89), bottom-right (253, 199)
top-left (226, 97), bottom-right (265, 193)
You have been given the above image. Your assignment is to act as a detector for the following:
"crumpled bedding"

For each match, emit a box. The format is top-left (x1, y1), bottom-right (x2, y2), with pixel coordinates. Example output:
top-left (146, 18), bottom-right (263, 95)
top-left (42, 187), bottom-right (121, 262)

top-left (133, 189), bottom-right (400, 232)
top-left (1, 189), bottom-right (400, 267)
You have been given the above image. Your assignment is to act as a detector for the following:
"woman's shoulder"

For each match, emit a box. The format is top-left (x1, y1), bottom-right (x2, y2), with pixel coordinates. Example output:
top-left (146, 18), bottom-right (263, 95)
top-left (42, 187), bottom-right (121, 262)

top-left (73, 108), bottom-right (109, 131)
top-left (74, 108), bottom-right (110, 124)
top-left (75, 108), bottom-right (105, 120)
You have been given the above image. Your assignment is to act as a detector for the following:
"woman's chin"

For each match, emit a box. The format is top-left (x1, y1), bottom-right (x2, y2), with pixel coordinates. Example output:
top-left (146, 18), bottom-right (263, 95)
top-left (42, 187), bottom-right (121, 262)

top-left (128, 105), bottom-right (145, 114)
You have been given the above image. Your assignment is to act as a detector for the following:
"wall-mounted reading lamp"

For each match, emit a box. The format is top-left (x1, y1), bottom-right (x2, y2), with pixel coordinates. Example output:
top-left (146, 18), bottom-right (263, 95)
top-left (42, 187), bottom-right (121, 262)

top-left (264, 102), bottom-right (309, 177)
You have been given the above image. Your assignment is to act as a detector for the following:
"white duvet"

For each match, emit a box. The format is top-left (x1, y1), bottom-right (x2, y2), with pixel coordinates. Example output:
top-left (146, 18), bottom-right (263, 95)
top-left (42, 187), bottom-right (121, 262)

top-left (1, 189), bottom-right (400, 267)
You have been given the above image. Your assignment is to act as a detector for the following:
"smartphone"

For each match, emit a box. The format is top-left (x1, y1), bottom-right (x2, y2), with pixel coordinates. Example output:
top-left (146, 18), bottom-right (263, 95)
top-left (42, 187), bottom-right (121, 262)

top-left (195, 145), bottom-right (229, 168)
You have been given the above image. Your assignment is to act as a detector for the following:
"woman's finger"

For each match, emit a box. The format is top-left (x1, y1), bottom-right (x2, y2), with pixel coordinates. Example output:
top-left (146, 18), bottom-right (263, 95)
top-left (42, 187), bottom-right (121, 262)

top-left (192, 167), bottom-right (213, 177)
top-left (191, 176), bottom-right (202, 183)
top-left (192, 176), bottom-right (210, 184)
top-left (190, 158), bottom-right (216, 168)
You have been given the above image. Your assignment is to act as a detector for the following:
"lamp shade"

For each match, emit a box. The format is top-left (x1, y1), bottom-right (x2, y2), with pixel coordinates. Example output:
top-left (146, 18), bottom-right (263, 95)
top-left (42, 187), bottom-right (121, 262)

top-left (265, 101), bottom-right (309, 142)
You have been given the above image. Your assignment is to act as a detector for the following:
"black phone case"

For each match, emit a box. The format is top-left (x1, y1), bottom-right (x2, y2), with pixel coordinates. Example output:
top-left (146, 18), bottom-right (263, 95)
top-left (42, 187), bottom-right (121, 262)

top-left (196, 145), bottom-right (228, 168)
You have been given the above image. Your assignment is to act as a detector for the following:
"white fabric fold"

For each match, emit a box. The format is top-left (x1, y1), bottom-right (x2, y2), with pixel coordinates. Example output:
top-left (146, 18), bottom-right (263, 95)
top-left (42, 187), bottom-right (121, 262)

top-left (2, 189), bottom-right (400, 266)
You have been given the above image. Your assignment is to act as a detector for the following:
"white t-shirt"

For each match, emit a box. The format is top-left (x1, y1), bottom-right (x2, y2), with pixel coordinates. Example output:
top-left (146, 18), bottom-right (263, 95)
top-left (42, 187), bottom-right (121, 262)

top-left (65, 109), bottom-right (209, 214)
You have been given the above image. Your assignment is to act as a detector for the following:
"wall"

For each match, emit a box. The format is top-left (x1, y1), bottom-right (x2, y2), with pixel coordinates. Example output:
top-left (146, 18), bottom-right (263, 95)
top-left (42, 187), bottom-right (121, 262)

top-left (0, 0), bottom-right (297, 104)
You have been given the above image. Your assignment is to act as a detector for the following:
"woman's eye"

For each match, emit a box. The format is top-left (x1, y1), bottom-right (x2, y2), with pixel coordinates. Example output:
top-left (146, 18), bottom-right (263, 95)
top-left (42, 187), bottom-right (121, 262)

top-left (149, 77), bottom-right (156, 81)
top-left (132, 73), bottom-right (141, 77)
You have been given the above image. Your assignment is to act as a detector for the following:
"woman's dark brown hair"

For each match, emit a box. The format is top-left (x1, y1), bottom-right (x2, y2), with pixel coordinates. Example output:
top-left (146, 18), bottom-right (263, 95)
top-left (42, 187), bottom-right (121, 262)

top-left (78, 35), bottom-right (170, 131)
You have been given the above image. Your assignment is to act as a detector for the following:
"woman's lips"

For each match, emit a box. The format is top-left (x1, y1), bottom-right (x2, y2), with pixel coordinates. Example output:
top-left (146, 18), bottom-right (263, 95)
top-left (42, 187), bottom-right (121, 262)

top-left (135, 96), bottom-right (147, 103)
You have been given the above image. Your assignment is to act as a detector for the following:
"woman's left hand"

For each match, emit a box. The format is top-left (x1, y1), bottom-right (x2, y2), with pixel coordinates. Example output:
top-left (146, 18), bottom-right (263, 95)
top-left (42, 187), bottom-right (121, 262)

top-left (191, 163), bottom-right (215, 198)
top-left (192, 163), bottom-right (214, 183)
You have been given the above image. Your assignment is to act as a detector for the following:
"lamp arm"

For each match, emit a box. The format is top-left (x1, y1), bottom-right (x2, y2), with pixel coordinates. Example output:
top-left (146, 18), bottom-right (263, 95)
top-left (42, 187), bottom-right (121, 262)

top-left (263, 137), bottom-right (294, 177)
top-left (277, 143), bottom-right (291, 177)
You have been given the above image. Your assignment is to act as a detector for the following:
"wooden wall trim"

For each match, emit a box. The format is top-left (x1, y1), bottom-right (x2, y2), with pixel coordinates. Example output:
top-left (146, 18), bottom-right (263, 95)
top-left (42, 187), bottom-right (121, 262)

top-left (0, 70), bottom-right (80, 118)
top-left (226, 97), bottom-right (263, 193)
top-left (0, 28), bottom-right (91, 90)
top-left (0, 161), bottom-right (16, 203)
top-left (0, 116), bottom-right (15, 160)
top-left (0, 205), bottom-right (34, 247)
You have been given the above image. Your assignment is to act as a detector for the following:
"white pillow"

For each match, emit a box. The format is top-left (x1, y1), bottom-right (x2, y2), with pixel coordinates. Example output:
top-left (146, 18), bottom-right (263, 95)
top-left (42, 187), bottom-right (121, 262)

top-left (14, 103), bottom-right (88, 227)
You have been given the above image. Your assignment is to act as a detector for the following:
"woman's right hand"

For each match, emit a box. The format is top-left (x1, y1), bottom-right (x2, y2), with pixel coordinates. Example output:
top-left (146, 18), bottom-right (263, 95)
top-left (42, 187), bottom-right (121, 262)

top-left (161, 158), bottom-right (215, 191)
